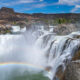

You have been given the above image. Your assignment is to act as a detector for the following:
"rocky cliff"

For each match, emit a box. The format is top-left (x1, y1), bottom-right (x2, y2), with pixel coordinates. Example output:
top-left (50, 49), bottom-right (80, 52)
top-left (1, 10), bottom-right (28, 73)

top-left (0, 7), bottom-right (80, 24)
top-left (63, 61), bottom-right (80, 80)
top-left (54, 44), bottom-right (80, 80)
top-left (0, 7), bottom-right (80, 34)
top-left (0, 7), bottom-right (31, 22)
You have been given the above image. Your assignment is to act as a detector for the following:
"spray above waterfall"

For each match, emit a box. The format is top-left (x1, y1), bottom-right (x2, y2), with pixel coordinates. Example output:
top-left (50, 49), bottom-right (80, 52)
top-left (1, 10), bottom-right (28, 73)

top-left (0, 25), bottom-right (80, 80)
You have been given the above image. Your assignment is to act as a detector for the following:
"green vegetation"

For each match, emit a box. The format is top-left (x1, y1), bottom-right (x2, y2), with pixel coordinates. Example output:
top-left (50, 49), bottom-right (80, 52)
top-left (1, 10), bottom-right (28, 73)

top-left (5, 30), bottom-right (11, 33)
top-left (38, 18), bottom-right (72, 25)
top-left (0, 29), bottom-right (11, 34)
top-left (40, 18), bottom-right (49, 23)
top-left (26, 18), bottom-right (29, 22)
top-left (54, 18), bottom-right (71, 24)
top-left (13, 21), bottom-right (17, 25)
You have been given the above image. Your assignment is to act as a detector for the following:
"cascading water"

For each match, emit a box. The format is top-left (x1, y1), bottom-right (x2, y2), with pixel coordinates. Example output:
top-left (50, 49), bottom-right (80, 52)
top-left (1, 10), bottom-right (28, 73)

top-left (0, 25), bottom-right (80, 80)
top-left (35, 28), bottom-right (80, 80)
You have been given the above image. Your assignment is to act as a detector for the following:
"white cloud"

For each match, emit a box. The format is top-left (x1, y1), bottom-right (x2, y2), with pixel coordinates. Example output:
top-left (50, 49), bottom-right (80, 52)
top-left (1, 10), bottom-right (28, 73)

top-left (58, 0), bottom-right (80, 12)
top-left (76, 5), bottom-right (80, 8)
top-left (40, 0), bottom-right (43, 2)
top-left (17, 0), bottom-right (36, 4)
top-left (22, 3), bottom-right (46, 11)
top-left (0, 0), bottom-right (38, 6)
top-left (71, 7), bottom-right (78, 12)
top-left (58, 0), bottom-right (79, 5)
top-left (71, 5), bottom-right (80, 12)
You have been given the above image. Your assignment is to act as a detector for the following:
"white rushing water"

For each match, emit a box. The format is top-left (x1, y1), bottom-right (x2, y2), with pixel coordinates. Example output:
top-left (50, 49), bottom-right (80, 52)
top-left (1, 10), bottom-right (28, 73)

top-left (0, 25), bottom-right (80, 80)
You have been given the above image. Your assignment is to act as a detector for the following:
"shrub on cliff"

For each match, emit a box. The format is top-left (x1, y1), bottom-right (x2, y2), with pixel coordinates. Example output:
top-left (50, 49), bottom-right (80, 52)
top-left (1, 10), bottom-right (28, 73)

top-left (54, 18), bottom-right (71, 24)
top-left (26, 18), bottom-right (29, 22)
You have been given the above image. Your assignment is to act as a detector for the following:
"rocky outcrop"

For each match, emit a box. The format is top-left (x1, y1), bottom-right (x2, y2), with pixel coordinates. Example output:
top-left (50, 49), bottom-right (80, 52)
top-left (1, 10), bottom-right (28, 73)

top-left (54, 48), bottom-right (80, 80)
top-left (72, 49), bottom-right (80, 61)
top-left (0, 7), bottom-right (80, 34)
top-left (32, 13), bottom-right (80, 22)
top-left (0, 7), bottom-right (32, 23)
top-left (53, 24), bottom-right (79, 35)
top-left (0, 7), bottom-right (80, 25)
top-left (54, 61), bottom-right (80, 80)
top-left (0, 7), bottom-right (14, 13)
top-left (0, 24), bottom-right (12, 34)
top-left (63, 61), bottom-right (80, 80)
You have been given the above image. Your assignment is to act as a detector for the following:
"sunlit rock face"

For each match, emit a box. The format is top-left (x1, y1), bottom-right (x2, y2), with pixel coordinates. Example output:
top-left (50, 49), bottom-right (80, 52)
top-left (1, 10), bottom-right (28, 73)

top-left (53, 24), bottom-right (79, 35)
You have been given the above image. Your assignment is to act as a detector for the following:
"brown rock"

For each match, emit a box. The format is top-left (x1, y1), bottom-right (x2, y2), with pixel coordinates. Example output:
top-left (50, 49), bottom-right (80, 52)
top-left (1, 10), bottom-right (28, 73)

top-left (63, 61), bottom-right (80, 80)
top-left (54, 24), bottom-right (77, 35)
top-left (72, 50), bottom-right (80, 61)
top-left (54, 46), bottom-right (80, 80)
top-left (55, 65), bottom-right (64, 80)
top-left (0, 7), bottom-right (14, 13)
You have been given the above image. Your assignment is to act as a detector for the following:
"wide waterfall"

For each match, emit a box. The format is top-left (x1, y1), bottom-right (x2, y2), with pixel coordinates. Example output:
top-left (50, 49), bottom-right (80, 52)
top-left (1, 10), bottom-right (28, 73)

top-left (0, 25), bottom-right (80, 80)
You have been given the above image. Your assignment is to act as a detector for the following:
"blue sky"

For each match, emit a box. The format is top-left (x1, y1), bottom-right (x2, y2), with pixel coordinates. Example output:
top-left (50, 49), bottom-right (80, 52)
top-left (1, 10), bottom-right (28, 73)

top-left (0, 0), bottom-right (80, 13)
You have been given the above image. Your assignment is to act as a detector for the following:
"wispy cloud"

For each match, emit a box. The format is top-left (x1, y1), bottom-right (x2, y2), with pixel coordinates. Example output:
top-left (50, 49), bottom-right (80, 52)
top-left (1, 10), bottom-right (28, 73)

top-left (57, 0), bottom-right (80, 12)
top-left (22, 1), bottom-right (58, 11)
top-left (40, 0), bottom-right (44, 2)
top-left (15, 0), bottom-right (37, 4)
top-left (0, 0), bottom-right (40, 6)
top-left (0, 2), bottom-right (10, 6)
top-left (1, 0), bottom-right (80, 13)
top-left (58, 0), bottom-right (79, 5)
top-left (71, 5), bottom-right (80, 12)
top-left (21, 3), bottom-right (46, 11)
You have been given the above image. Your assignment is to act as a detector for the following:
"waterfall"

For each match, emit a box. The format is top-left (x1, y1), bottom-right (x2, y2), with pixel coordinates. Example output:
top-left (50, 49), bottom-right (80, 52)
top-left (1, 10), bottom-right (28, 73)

top-left (0, 25), bottom-right (80, 80)
top-left (35, 28), bottom-right (80, 80)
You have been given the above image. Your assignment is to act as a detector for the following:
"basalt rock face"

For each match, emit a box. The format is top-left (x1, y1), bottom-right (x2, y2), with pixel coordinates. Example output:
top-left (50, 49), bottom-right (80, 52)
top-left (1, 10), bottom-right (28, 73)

top-left (55, 62), bottom-right (80, 80)
top-left (0, 7), bottom-right (14, 13)
top-left (0, 7), bottom-right (16, 21)
top-left (0, 7), bottom-right (80, 35)
top-left (0, 7), bottom-right (80, 24)
top-left (32, 13), bottom-right (80, 22)
top-left (53, 24), bottom-right (80, 35)
top-left (63, 61), bottom-right (80, 80)
top-left (0, 7), bottom-right (31, 23)
top-left (55, 49), bottom-right (80, 80)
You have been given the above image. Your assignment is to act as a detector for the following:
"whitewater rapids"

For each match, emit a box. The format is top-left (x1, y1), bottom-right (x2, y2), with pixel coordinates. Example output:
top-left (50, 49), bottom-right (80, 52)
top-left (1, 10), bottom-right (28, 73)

top-left (0, 25), bottom-right (80, 80)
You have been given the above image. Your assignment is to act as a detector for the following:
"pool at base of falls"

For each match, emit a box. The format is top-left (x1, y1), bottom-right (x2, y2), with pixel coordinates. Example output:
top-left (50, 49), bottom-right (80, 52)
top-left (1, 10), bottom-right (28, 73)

top-left (0, 64), bottom-right (50, 80)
